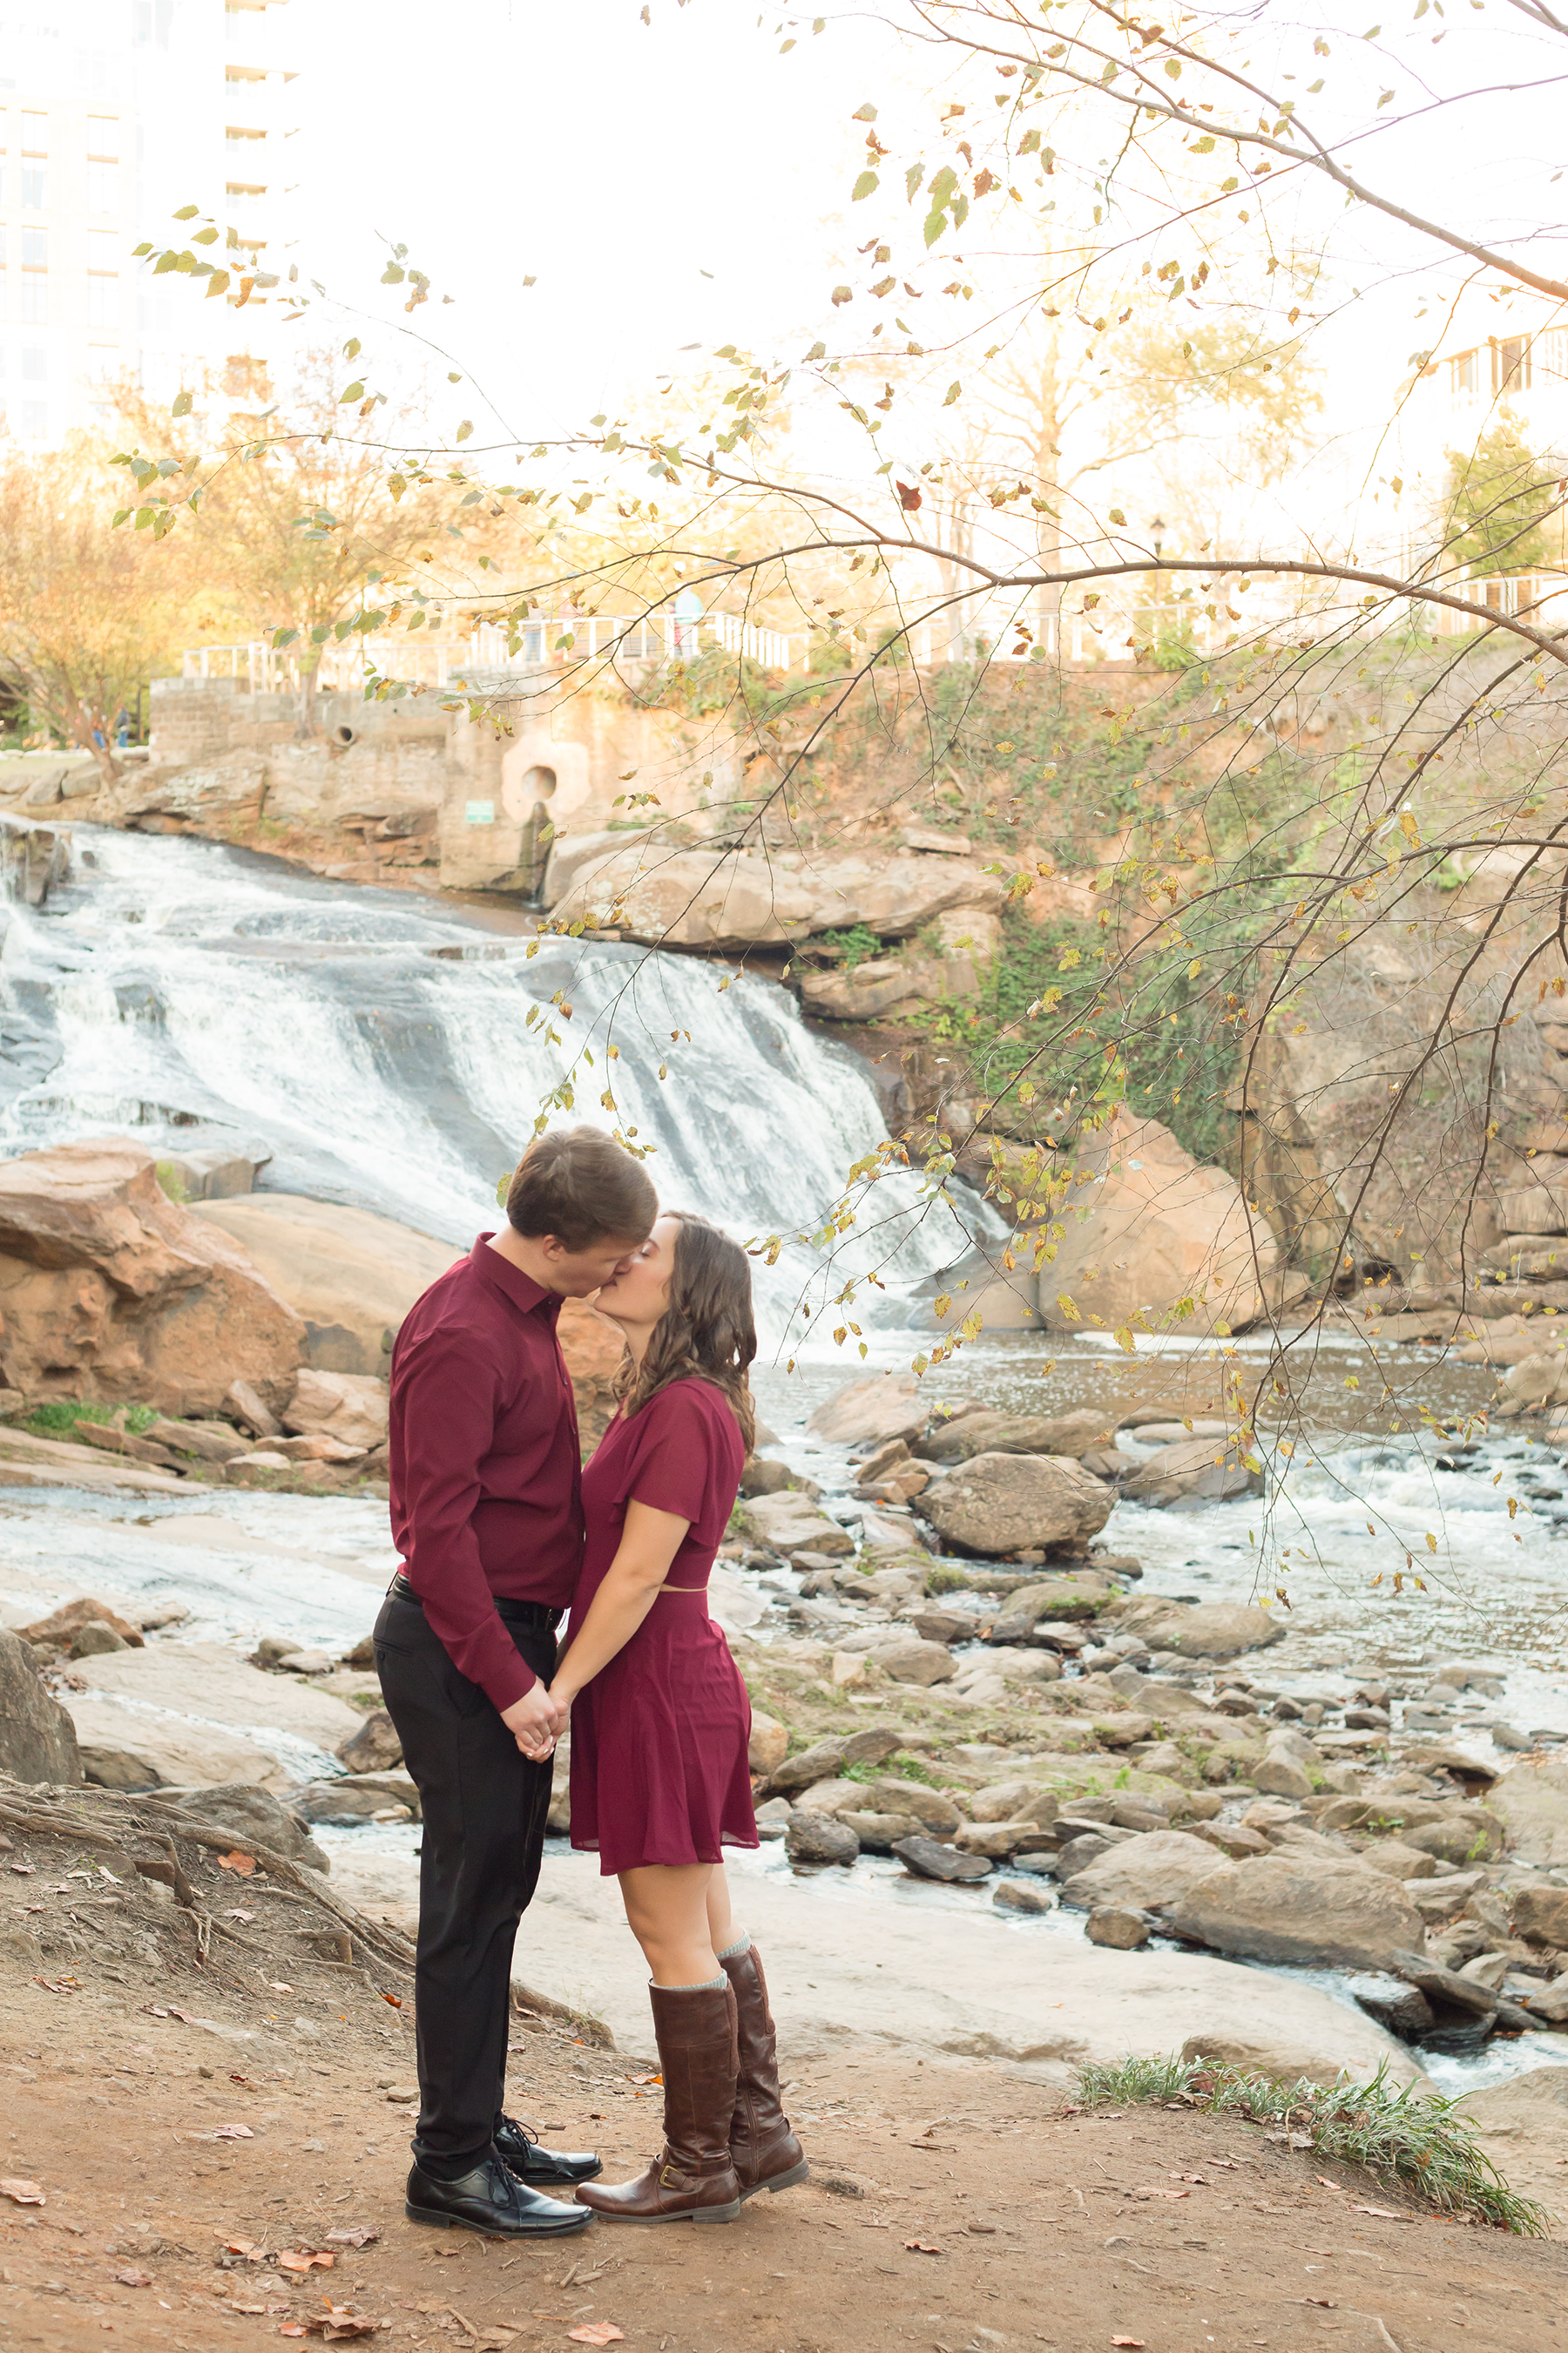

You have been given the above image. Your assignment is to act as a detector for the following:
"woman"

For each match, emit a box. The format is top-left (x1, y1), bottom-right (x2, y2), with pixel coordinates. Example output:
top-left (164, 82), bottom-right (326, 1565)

top-left (544, 1210), bottom-right (807, 2226)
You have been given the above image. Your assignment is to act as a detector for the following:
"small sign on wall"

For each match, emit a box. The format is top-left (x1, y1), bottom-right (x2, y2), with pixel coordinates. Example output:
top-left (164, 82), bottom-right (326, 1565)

top-left (465, 800), bottom-right (496, 826)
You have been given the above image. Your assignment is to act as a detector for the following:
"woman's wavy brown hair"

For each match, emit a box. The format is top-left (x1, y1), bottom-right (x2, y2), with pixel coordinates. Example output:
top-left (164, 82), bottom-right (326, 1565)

top-left (618, 1211), bottom-right (756, 1452)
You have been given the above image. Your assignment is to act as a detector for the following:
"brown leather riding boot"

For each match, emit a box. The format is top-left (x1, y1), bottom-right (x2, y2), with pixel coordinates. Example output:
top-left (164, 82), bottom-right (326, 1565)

top-left (577, 1980), bottom-right (741, 2225)
top-left (720, 1940), bottom-right (809, 2201)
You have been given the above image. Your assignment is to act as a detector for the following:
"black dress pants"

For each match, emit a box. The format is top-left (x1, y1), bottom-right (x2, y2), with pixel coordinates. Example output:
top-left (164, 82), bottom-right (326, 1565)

top-left (373, 1590), bottom-right (558, 2175)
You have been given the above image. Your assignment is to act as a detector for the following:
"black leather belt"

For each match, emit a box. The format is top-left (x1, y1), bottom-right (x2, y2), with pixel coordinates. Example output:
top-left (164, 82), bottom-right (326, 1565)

top-left (389, 1572), bottom-right (561, 1632)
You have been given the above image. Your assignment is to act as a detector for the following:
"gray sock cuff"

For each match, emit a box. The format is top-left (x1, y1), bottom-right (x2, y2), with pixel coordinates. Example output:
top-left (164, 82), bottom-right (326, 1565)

top-left (652, 1971), bottom-right (727, 1991)
top-left (715, 1932), bottom-right (752, 1962)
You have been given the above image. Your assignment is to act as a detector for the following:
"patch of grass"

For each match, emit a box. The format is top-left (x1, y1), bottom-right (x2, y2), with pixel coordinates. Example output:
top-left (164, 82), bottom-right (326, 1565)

top-left (814, 923), bottom-right (885, 972)
top-left (1075, 2054), bottom-right (1549, 2235)
top-left (154, 1160), bottom-right (189, 1205)
top-left (22, 1398), bottom-right (159, 1437)
top-left (926, 1564), bottom-right (976, 1597)
top-left (841, 1752), bottom-right (940, 1788)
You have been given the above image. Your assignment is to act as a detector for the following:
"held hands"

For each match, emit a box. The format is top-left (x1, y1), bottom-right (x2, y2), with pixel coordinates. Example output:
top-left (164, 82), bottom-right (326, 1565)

top-left (500, 1680), bottom-right (566, 1762)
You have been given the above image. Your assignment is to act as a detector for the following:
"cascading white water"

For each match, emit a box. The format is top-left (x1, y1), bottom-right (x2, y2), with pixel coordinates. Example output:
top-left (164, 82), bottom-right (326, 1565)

top-left (0, 824), bottom-right (991, 1346)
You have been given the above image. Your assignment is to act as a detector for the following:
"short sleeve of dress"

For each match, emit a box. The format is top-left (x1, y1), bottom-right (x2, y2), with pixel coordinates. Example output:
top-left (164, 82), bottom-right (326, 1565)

top-left (625, 1384), bottom-right (724, 1527)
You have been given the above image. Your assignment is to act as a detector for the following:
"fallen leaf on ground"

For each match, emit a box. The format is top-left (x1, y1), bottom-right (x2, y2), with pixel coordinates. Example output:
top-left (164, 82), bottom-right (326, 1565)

top-left (1295, 2298), bottom-right (1338, 2309)
top-left (0, 2180), bottom-right (44, 2206)
top-left (279, 2329), bottom-right (307, 2341)
top-left (209, 2125), bottom-right (254, 2140)
top-left (903, 2239), bottom-right (943, 2255)
top-left (278, 2250), bottom-right (335, 2274)
top-left (1111, 2340), bottom-right (1145, 2349)
top-left (218, 1850), bottom-right (257, 1875)
top-left (8, 1863), bottom-right (35, 1875)
top-left (230, 2301), bottom-right (268, 2316)
top-left (112, 2268), bottom-right (152, 2288)
top-left (566, 2329), bottom-right (625, 2347)
top-left (1315, 2175), bottom-right (1341, 2190)
top-left (226, 1911), bottom-right (255, 1925)
top-left (304, 2304), bottom-right (381, 2341)
top-left (1133, 2187), bottom-right (1189, 2200)
top-left (1173, 2173), bottom-right (1206, 2185)
top-left (324, 2228), bottom-right (380, 2248)
top-left (1353, 2205), bottom-right (1410, 2221)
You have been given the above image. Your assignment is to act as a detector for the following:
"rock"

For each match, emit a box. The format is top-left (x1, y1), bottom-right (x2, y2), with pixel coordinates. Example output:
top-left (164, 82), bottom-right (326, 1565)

top-left (189, 1195), bottom-right (461, 1378)
top-left (1180, 1820), bottom-right (1267, 1862)
top-left (867, 1637), bottom-right (956, 1687)
top-left (1166, 1853), bottom-right (1426, 1971)
top-left (740, 1457), bottom-right (796, 1498)
top-left (1061, 1829), bottom-right (1221, 1914)
top-left (916, 1408), bottom-right (1118, 1465)
top-left (989, 1579), bottom-right (1108, 1640)
top-left (785, 1812), bottom-right (860, 1869)
top-left (225, 1378), bottom-right (282, 1437)
top-left (1359, 1841), bottom-right (1439, 1880)
top-left (291, 1779), bottom-right (414, 1827)
top-left (747, 1713), bottom-right (789, 1776)
top-left (70, 1701), bottom-right (282, 1790)
top-left (1086, 1907), bottom-right (1153, 1951)
top-left (0, 1628), bottom-right (82, 1784)
top-left (0, 1139), bottom-right (304, 1416)
top-left (69, 1621), bottom-right (129, 1658)
top-left (1401, 1742), bottom-right (1498, 1788)
top-left (144, 1417), bottom-right (249, 1464)
top-left (1353, 1978), bottom-right (1437, 2039)
top-left (16, 1596), bottom-right (145, 1654)
top-left (842, 1726), bottom-right (904, 1768)
top-left (1399, 1806), bottom-right (1504, 1865)
top-left (1034, 1108), bottom-right (1280, 1339)
top-left (1455, 2069), bottom-right (1568, 2221)
top-left (1390, 1950), bottom-right (1498, 2018)
top-left (1517, 1979), bottom-right (1568, 2025)
top-left (893, 1834), bottom-right (992, 1883)
top-left (808, 1374), bottom-right (929, 1449)
top-left (970, 1781), bottom-right (1061, 1829)
top-left (741, 1491), bottom-right (855, 1559)
top-left (1489, 1754), bottom-right (1568, 1868)
top-left (840, 1809), bottom-right (925, 1852)
top-left (282, 1369), bottom-right (389, 1452)
top-left (1121, 1434), bottom-right (1264, 1508)
top-left (1112, 1599), bottom-right (1288, 1662)
top-left (336, 1710), bottom-right (403, 1774)
top-left (1409, 1872), bottom-right (1488, 1924)
top-left (1052, 1833), bottom-right (1117, 1877)
top-left (1254, 1748), bottom-right (1315, 1802)
top-left (955, 1820), bottom-right (1053, 1859)
top-left (754, 1796), bottom-right (793, 1840)
top-left (856, 1778), bottom-right (963, 1835)
top-left (766, 1739), bottom-right (848, 1795)
top-left (993, 1877), bottom-right (1053, 1915)
top-left (165, 1782), bottom-right (330, 1872)
top-left (550, 840), bottom-right (1002, 952)
top-left (921, 1451), bottom-right (1113, 1558)
top-left (1178, 2029), bottom-right (1414, 2093)
top-left (1513, 1886), bottom-right (1568, 1946)
top-left (70, 1640), bottom-right (364, 1755)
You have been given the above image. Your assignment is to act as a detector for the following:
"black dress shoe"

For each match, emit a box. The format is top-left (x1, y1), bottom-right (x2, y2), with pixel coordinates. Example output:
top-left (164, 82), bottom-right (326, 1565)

top-left (405, 2156), bottom-right (590, 2238)
top-left (495, 2113), bottom-right (604, 2187)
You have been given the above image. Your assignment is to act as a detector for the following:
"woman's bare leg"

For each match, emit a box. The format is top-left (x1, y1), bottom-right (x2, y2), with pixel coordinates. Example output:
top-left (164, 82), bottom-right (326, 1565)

top-left (618, 1863), bottom-right (720, 1985)
top-left (704, 1864), bottom-right (737, 1957)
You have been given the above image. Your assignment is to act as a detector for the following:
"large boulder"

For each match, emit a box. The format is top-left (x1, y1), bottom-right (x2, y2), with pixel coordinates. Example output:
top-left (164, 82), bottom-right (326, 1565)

top-left (1455, 2069), bottom-right (1568, 2231)
top-left (1489, 1753), bottom-right (1568, 1868)
top-left (1121, 1434), bottom-right (1263, 1507)
top-left (1112, 1597), bottom-right (1287, 1660)
top-left (1036, 1108), bottom-right (1281, 1338)
top-left (921, 1451), bottom-right (1114, 1558)
top-left (69, 1640), bottom-right (364, 1758)
top-left (66, 1694), bottom-right (283, 1790)
top-left (916, 1408), bottom-right (1117, 1466)
top-left (1060, 1829), bottom-right (1222, 1913)
top-left (166, 1782), bottom-right (329, 1872)
top-left (740, 1491), bottom-right (854, 1559)
top-left (549, 839), bottom-right (1003, 952)
top-left (0, 1139), bottom-right (305, 1415)
top-left (190, 1195), bottom-right (459, 1377)
top-left (808, 1374), bottom-right (929, 1449)
top-left (1166, 1852), bottom-right (1425, 1971)
top-left (282, 1369), bottom-right (389, 1452)
top-left (0, 1628), bottom-right (82, 1784)
top-left (557, 1296), bottom-right (626, 1443)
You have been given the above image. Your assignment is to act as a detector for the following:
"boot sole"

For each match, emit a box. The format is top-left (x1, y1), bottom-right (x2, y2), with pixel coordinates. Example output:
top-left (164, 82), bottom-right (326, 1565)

top-left (738, 2159), bottom-right (811, 2203)
top-left (580, 2200), bottom-right (742, 2226)
top-left (404, 2202), bottom-right (591, 2238)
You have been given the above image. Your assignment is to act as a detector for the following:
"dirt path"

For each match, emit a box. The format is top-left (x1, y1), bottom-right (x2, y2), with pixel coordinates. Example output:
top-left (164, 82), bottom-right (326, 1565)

top-left (2, 1953), bottom-right (1564, 2353)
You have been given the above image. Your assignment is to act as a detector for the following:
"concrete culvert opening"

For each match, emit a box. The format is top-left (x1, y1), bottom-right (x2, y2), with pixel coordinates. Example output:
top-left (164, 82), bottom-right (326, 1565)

top-left (335, 725), bottom-right (356, 746)
top-left (523, 764), bottom-right (557, 799)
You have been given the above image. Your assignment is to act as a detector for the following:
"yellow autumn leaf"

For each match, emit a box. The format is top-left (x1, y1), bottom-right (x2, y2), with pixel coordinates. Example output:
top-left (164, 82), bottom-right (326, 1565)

top-left (1424, 1531), bottom-right (1437, 1552)
top-left (1398, 808), bottom-right (1421, 849)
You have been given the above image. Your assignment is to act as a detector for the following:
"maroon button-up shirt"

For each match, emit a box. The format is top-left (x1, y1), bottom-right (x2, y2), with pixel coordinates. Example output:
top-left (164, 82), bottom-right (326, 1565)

top-left (389, 1234), bottom-right (585, 1713)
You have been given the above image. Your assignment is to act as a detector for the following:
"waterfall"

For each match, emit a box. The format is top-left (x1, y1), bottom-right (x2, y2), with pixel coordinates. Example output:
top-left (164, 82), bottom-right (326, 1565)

top-left (0, 824), bottom-right (990, 1349)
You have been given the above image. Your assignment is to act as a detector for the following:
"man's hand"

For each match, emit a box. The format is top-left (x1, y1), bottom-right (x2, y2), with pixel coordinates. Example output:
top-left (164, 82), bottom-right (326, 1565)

top-left (500, 1680), bottom-right (564, 1761)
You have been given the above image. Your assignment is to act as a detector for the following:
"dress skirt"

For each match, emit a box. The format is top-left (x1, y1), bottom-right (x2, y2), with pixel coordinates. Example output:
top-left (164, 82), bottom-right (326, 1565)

top-left (569, 1590), bottom-right (758, 1874)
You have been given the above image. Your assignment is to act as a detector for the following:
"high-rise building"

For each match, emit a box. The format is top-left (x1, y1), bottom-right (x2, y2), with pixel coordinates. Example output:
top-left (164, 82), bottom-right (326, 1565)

top-left (0, 0), bottom-right (300, 445)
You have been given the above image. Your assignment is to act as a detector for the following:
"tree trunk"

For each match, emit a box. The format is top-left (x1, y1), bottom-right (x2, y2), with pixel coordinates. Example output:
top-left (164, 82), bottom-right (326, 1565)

top-left (1031, 335), bottom-right (1064, 658)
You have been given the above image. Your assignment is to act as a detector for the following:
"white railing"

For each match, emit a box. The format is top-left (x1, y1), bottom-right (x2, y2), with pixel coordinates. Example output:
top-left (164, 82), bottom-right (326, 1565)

top-left (1429, 571), bottom-right (1568, 635)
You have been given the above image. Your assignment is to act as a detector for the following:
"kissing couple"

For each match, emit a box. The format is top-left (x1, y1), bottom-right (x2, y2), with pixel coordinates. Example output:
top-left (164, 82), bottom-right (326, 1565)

top-left (372, 1125), bottom-right (807, 2236)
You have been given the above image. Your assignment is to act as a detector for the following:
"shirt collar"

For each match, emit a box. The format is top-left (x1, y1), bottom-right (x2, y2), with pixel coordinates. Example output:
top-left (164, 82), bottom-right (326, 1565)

top-left (470, 1233), bottom-right (561, 1321)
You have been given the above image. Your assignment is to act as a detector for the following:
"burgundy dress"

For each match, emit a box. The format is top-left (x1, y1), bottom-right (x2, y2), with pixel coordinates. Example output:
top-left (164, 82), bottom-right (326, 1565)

top-left (567, 1377), bottom-right (758, 1875)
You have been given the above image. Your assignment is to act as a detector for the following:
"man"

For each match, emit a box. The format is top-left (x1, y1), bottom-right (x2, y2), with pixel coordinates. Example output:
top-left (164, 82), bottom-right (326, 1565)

top-left (375, 1126), bottom-right (657, 2239)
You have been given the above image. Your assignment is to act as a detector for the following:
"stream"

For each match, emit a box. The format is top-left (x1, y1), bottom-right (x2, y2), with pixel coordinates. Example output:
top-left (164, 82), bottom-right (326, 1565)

top-left (0, 822), bottom-right (1565, 2095)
